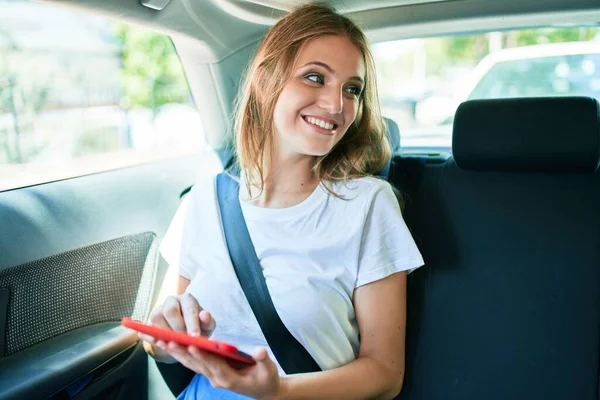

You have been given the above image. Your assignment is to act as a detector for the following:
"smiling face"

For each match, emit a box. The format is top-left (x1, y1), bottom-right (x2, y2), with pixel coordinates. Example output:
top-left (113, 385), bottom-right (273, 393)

top-left (272, 35), bottom-right (366, 159)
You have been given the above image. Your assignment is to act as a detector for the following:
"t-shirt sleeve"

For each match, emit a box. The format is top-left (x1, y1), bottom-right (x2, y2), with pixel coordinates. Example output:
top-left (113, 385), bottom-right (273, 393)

top-left (159, 190), bottom-right (196, 280)
top-left (355, 181), bottom-right (425, 288)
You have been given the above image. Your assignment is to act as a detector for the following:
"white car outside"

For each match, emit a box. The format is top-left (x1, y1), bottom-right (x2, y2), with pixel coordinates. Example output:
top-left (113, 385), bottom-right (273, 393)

top-left (407, 41), bottom-right (600, 148)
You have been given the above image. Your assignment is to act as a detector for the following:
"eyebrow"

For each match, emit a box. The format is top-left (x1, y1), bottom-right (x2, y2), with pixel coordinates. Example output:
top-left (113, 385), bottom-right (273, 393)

top-left (301, 61), bottom-right (364, 84)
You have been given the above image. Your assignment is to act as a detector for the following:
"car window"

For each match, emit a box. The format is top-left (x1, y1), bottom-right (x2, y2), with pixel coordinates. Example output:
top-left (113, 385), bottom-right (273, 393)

top-left (468, 53), bottom-right (600, 100)
top-left (0, 0), bottom-right (206, 191)
top-left (373, 27), bottom-right (600, 149)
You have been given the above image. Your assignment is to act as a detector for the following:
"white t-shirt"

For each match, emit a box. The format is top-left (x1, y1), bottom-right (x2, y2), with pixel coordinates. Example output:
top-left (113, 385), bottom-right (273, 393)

top-left (160, 174), bottom-right (424, 375)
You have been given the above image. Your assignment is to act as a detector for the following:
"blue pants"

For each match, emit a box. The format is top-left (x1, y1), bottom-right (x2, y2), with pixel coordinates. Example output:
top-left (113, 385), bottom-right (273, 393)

top-left (176, 374), bottom-right (254, 400)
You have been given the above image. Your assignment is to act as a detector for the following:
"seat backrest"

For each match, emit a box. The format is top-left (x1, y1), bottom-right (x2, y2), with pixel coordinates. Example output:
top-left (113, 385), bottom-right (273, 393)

top-left (385, 116), bottom-right (401, 154)
top-left (392, 97), bottom-right (600, 400)
top-left (375, 117), bottom-right (400, 179)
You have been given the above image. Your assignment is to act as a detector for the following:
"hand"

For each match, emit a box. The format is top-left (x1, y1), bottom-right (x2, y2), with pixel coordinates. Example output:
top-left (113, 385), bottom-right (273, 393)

top-left (139, 293), bottom-right (216, 359)
top-left (156, 342), bottom-right (281, 400)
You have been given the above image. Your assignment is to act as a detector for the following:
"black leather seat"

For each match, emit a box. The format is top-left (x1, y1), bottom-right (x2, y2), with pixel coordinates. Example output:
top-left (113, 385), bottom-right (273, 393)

top-left (392, 97), bottom-right (600, 400)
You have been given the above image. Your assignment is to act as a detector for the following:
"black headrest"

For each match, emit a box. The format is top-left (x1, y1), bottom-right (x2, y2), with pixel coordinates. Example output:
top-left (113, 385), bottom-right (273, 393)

top-left (453, 97), bottom-right (600, 173)
top-left (384, 117), bottom-right (401, 154)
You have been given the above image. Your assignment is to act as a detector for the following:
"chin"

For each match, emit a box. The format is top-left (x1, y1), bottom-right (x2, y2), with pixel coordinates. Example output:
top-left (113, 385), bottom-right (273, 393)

top-left (299, 142), bottom-right (334, 157)
top-left (297, 134), bottom-right (341, 156)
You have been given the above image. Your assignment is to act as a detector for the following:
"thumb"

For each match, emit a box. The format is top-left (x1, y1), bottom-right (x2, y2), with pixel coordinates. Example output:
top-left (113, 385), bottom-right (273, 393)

top-left (199, 310), bottom-right (216, 336)
top-left (252, 347), bottom-right (270, 363)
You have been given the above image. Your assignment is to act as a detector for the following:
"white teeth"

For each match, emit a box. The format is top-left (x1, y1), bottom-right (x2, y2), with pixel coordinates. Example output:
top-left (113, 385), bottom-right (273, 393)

top-left (306, 117), bottom-right (334, 131)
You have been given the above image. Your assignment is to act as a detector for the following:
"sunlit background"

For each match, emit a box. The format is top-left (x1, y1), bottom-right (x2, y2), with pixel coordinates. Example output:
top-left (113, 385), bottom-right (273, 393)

top-left (1, 0), bottom-right (599, 189)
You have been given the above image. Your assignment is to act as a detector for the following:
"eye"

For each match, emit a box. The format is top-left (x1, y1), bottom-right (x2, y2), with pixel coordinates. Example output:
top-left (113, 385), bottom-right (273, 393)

top-left (344, 85), bottom-right (363, 97)
top-left (304, 73), bottom-right (324, 85)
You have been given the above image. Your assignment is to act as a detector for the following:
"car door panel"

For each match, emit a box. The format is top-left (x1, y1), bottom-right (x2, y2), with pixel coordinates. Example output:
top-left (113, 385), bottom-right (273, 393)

top-left (0, 152), bottom-right (221, 399)
top-left (0, 323), bottom-right (139, 400)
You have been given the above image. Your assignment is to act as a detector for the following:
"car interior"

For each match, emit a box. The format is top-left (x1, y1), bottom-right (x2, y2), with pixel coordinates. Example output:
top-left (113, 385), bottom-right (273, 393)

top-left (0, 0), bottom-right (599, 399)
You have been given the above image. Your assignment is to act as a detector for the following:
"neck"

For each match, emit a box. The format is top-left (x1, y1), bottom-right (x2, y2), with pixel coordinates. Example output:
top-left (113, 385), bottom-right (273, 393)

top-left (246, 153), bottom-right (320, 208)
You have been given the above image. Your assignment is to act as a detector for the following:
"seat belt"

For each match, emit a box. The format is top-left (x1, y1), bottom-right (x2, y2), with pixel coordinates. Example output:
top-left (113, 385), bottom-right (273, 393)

top-left (216, 172), bottom-right (322, 374)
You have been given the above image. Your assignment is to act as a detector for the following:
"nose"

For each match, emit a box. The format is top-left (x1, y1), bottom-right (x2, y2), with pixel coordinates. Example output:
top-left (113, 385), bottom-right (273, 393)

top-left (318, 85), bottom-right (343, 115)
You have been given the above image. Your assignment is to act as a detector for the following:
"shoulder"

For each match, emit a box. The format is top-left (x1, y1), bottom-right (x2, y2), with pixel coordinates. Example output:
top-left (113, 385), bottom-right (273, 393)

top-left (176, 173), bottom-right (226, 242)
top-left (185, 174), bottom-right (219, 203)
top-left (327, 176), bottom-right (399, 216)
top-left (175, 174), bottom-right (222, 225)
top-left (330, 176), bottom-right (395, 202)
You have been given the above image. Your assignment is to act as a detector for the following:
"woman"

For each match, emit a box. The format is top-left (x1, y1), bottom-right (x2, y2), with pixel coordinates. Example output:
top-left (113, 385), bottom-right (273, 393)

top-left (140, 3), bottom-right (424, 399)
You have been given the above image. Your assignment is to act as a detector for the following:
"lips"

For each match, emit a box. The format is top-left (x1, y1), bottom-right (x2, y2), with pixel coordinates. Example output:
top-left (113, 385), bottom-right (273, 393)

top-left (303, 114), bottom-right (340, 127)
top-left (301, 115), bottom-right (338, 135)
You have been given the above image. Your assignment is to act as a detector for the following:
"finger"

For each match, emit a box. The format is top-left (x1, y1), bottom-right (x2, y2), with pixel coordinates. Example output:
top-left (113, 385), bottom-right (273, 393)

top-left (148, 306), bottom-right (171, 329)
top-left (162, 296), bottom-right (186, 332)
top-left (179, 293), bottom-right (201, 336)
top-left (251, 347), bottom-right (277, 372)
top-left (199, 310), bottom-right (216, 337)
top-left (138, 333), bottom-right (156, 344)
top-left (167, 344), bottom-right (205, 373)
top-left (166, 342), bottom-right (212, 377)
top-left (166, 341), bottom-right (187, 355)
top-left (188, 346), bottom-right (227, 375)
top-left (191, 349), bottom-right (238, 388)
top-left (165, 342), bottom-right (194, 363)
top-left (252, 347), bottom-right (270, 363)
top-left (186, 346), bottom-right (213, 376)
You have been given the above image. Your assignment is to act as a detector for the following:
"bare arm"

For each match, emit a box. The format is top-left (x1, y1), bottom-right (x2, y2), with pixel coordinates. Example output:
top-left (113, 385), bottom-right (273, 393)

top-left (276, 271), bottom-right (407, 400)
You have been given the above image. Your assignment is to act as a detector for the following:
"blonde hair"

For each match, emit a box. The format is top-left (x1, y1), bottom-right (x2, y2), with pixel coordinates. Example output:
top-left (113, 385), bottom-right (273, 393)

top-left (233, 2), bottom-right (391, 194)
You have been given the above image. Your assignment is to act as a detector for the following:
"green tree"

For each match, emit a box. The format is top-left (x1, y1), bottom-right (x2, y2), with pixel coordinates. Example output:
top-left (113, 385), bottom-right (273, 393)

top-left (423, 35), bottom-right (490, 76)
top-left (112, 23), bottom-right (191, 115)
top-left (507, 27), bottom-right (599, 48)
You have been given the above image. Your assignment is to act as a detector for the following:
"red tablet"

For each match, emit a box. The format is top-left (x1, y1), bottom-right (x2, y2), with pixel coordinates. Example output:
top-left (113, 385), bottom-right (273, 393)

top-left (122, 317), bottom-right (256, 368)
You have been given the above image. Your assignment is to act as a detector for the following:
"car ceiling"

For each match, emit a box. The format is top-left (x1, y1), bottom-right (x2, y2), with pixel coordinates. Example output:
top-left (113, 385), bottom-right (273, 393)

top-left (43, 0), bottom-right (600, 63)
